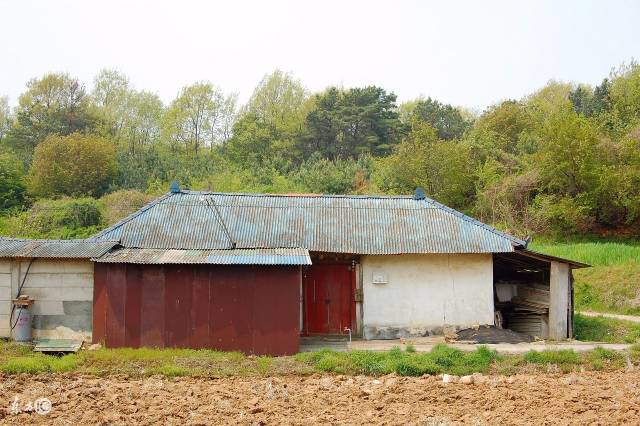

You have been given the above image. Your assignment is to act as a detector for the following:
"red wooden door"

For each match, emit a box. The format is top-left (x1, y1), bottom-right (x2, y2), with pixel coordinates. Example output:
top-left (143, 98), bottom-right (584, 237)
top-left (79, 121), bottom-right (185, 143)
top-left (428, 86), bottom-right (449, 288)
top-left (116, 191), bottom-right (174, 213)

top-left (303, 264), bottom-right (352, 334)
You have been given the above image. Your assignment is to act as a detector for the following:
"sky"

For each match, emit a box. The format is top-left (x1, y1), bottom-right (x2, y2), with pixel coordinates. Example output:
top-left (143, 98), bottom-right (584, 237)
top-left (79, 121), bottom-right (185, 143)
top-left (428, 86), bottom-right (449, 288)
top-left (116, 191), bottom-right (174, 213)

top-left (1, 0), bottom-right (639, 111)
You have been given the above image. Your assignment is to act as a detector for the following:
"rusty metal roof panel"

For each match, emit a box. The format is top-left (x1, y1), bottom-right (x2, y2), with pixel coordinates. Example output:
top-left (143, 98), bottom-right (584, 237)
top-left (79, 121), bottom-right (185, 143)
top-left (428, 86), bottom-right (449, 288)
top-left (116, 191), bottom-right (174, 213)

top-left (92, 191), bottom-right (525, 254)
top-left (93, 247), bottom-right (311, 265)
top-left (0, 238), bottom-right (118, 259)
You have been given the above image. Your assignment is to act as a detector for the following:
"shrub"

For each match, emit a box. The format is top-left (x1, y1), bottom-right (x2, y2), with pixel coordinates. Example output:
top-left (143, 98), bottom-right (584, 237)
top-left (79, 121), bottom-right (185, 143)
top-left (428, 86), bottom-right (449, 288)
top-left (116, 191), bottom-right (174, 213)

top-left (11, 197), bottom-right (102, 238)
top-left (99, 189), bottom-right (154, 225)
top-left (27, 132), bottom-right (117, 198)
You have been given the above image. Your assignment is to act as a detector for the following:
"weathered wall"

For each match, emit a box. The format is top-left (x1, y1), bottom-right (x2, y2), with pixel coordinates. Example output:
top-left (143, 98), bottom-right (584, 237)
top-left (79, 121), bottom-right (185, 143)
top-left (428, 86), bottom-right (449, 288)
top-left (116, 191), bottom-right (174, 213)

top-left (549, 261), bottom-right (570, 340)
top-left (0, 259), bottom-right (93, 340)
top-left (0, 260), bottom-right (11, 338)
top-left (93, 263), bottom-right (301, 356)
top-left (361, 254), bottom-right (494, 339)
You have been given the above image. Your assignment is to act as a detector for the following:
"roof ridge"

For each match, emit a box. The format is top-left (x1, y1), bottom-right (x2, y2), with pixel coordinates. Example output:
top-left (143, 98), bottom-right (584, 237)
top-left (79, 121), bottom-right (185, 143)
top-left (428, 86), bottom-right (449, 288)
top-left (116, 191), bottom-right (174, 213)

top-left (421, 196), bottom-right (525, 247)
top-left (91, 192), bottom-right (175, 240)
top-left (180, 190), bottom-right (413, 199)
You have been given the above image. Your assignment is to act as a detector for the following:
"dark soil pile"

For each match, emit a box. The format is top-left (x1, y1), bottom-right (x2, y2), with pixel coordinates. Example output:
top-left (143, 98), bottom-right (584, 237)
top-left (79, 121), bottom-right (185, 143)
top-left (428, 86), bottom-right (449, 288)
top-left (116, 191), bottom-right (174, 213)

top-left (456, 326), bottom-right (535, 344)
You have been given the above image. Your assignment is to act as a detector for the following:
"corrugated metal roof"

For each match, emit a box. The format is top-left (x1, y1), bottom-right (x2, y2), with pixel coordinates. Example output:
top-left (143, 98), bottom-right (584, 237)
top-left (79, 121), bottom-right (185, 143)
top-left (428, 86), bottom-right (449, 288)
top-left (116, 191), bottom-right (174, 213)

top-left (92, 191), bottom-right (526, 254)
top-left (93, 247), bottom-right (311, 265)
top-left (0, 238), bottom-right (118, 259)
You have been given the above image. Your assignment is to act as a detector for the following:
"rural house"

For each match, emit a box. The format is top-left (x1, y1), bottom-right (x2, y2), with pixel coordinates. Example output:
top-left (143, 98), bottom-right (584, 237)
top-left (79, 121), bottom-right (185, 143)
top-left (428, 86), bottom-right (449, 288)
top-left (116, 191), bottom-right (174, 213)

top-left (0, 185), bottom-right (587, 355)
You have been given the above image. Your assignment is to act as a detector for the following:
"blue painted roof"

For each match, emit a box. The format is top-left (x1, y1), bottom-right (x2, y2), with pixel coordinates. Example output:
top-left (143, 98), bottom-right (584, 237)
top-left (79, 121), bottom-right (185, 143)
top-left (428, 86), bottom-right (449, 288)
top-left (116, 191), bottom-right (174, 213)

top-left (92, 191), bottom-right (525, 254)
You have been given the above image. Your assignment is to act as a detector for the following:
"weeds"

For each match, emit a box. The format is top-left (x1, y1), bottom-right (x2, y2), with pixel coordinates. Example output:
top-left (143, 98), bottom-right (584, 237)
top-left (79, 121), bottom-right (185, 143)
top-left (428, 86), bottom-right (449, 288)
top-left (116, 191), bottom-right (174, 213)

top-left (0, 342), bottom-right (635, 378)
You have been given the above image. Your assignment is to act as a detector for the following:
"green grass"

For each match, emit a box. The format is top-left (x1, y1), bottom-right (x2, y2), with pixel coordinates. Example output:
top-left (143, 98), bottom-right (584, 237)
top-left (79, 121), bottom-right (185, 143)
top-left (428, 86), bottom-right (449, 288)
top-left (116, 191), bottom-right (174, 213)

top-left (531, 239), bottom-right (640, 315)
top-left (0, 341), bottom-right (634, 377)
top-left (573, 313), bottom-right (640, 343)
top-left (295, 344), bottom-right (500, 376)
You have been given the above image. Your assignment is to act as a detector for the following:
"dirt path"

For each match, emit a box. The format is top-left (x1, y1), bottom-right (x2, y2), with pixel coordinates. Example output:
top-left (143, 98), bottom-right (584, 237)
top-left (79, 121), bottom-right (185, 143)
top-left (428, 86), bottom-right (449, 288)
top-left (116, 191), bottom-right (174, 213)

top-left (1, 371), bottom-right (640, 425)
top-left (579, 310), bottom-right (640, 323)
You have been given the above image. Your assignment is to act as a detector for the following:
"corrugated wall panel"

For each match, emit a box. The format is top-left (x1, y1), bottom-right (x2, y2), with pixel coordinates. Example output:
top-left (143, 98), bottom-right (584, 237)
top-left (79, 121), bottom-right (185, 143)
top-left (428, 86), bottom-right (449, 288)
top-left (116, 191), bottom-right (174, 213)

top-left (93, 264), bottom-right (300, 355)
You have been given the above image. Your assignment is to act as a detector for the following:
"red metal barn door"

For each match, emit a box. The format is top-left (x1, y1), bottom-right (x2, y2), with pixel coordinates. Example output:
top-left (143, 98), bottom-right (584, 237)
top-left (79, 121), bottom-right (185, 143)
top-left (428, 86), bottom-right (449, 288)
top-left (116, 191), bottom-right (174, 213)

top-left (303, 263), bottom-right (353, 334)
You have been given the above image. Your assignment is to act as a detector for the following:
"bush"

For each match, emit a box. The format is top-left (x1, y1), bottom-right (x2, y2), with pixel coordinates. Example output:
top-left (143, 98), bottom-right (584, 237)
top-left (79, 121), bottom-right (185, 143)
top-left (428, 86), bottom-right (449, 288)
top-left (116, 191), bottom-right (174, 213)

top-left (99, 189), bottom-right (154, 225)
top-left (0, 150), bottom-right (26, 211)
top-left (10, 197), bottom-right (102, 238)
top-left (27, 132), bottom-right (117, 198)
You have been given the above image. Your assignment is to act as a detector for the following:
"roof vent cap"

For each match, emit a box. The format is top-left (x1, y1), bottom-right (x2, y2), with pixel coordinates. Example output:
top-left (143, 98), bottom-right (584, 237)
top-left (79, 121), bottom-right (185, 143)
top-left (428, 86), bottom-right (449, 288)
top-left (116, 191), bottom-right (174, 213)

top-left (170, 181), bottom-right (181, 193)
top-left (414, 187), bottom-right (426, 200)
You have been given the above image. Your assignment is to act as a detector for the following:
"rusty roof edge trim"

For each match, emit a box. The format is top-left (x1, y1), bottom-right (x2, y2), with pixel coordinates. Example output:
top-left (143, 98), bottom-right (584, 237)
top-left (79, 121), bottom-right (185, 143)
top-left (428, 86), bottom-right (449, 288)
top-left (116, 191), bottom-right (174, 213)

top-left (515, 248), bottom-right (591, 268)
top-left (89, 192), bottom-right (175, 240)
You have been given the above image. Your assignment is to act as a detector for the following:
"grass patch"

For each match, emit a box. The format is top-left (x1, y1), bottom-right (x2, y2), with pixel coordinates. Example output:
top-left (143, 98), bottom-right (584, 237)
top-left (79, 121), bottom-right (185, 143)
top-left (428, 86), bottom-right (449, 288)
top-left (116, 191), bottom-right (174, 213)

top-left (0, 341), bottom-right (635, 377)
top-left (574, 313), bottom-right (640, 343)
top-left (586, 347), bottom-right (625, 370)
top-left (532, 239), bottom-right (640, 314)
top-left (295, 344), bottom-right (499, 376)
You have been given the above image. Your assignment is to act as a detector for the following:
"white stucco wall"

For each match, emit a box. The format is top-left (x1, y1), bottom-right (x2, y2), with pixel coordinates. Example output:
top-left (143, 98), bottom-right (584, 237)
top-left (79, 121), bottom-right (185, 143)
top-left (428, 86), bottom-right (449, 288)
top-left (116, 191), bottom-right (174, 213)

top-left (0, 259), bottom-right (93, 340)
top-left (361, 253), bottom-right (494, 339)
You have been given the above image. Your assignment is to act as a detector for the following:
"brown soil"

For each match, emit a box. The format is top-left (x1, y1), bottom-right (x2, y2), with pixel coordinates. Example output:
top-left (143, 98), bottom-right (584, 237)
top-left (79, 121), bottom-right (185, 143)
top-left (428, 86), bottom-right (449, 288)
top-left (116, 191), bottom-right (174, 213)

top-left (1, 371), bottom-right (640, 425)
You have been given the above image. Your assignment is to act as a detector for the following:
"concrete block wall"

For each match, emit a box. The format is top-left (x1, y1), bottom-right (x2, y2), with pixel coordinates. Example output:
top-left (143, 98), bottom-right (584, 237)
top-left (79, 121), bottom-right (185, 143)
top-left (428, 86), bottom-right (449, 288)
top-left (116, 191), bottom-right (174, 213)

top-left (0, 259), bottom-right (94, 340)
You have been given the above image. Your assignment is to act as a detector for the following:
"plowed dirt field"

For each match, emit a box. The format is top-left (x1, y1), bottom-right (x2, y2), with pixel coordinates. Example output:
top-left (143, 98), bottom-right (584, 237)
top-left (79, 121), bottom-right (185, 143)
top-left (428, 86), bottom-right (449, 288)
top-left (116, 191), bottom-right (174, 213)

top-left (1, 371), bottom-right (639, 425)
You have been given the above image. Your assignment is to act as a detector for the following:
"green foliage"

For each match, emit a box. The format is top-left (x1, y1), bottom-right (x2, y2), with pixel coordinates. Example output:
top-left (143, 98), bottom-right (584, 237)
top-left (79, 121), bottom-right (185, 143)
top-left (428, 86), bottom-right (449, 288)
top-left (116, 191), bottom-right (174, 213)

top-left (586, 347), bottom-right (625, 370)
top-left (2, 61), bottom-right (640, 239)
top-left (296, 344), bottom-right (498, 376)
top-left (409, 97), bottom-right (472, 140)
top-left (523, 349), bottom-right (581, 365)
top-left (28, 132), bottom-right (117, 198)
top-left (99, 189), bottom-right (154, 225)
top-left (374, 120), bottom-right (474, 209)
top-left (6, 73), bottom-right (98, 161)
top-left (5, 197), bottom-right (102, 239)
top-left (0, 150), bottom-right (27, 211)
top-left (301, 86), bottom-right (401, 159)
top-left (293, 154), bottom-right (373, 194)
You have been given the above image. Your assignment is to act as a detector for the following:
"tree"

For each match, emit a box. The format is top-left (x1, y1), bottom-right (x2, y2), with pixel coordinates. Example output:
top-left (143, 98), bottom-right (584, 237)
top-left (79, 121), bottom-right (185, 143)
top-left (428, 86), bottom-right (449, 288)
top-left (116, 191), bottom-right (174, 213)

top-left (27, 133), bottom-right (117, 197)
top-left (0, 96), bottom-right (11, 144)
top-left (226, 70), bottom-right (308, 166)
top-left (90, 69), bottom-right (131, 137)
top-left (162, 82), bottom-right (236, 155)
top-left (301, 86), bottom-right (401, 160)
top-left (472, 100), bottom-right (530, 154)
top-left (0, 150), bottom-right (26, 211)
top-left (7, 73), bottom-right (96, 160)
top-left (409, 97), bottom-right (472, 140)
top-left (373, 119), bottom-right (475, 209)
